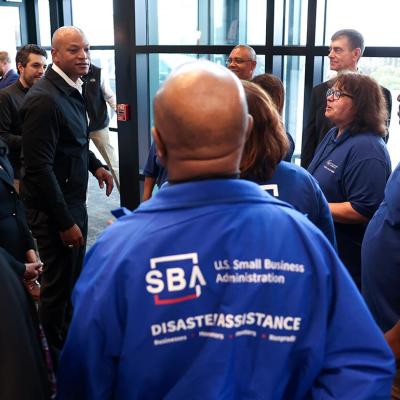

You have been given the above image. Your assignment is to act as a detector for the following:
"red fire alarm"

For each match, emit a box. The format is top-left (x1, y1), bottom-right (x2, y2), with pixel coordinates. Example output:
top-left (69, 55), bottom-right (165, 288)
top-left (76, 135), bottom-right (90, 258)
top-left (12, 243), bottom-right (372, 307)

top-left (117, 103), bottom-right (131, 121)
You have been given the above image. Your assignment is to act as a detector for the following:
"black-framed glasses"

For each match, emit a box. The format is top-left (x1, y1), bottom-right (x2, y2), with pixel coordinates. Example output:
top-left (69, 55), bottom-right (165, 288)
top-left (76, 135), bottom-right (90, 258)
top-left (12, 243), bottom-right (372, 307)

top-left (326, 88), bottom-right (353, 100)
top-left (225, 57), bottom-right (253, 66)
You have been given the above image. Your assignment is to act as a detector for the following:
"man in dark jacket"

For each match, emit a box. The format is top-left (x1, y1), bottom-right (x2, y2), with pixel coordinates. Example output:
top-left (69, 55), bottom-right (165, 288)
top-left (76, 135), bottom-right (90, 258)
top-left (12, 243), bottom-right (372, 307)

top-left (0, 44), bottom-right (47, 187)
top-left (301, 29), bottom-right (392, 168)
top-left (20, 26), bottom-right (113, 365)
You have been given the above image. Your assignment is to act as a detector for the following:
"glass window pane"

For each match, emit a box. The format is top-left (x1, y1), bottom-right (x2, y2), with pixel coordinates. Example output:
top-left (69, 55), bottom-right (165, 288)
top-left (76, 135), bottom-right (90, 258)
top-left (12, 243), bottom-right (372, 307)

top-left (246, 0), bottom-right (267, 44)
top-left (323, 0), bottom-right (400, 46)
top-left (37, 0), bottom-right (51, 46)
top-left (212, 0), bottom-right (267, 45)
top-left (148, 0), bottom-right (267, 45)
top-left (148, 0), bottom-right (198, 45)
top-left (274, 0), bottom-right (308, 46)
top-left (71, 0), bottom-right (114, 46)
top-left (280, 56), bottom-right (306, 158)
top-left (0, 6), bottom-right (21, 54)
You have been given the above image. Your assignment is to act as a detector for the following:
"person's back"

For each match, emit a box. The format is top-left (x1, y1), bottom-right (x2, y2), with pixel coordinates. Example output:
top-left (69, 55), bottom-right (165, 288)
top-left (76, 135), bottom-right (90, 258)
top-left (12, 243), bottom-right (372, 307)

top-left (57, 60), bottom-right (394, 399)
top-left (362, 162), bottom-right (400, 332)
top-left (260, 160), bottom-right (336, 246)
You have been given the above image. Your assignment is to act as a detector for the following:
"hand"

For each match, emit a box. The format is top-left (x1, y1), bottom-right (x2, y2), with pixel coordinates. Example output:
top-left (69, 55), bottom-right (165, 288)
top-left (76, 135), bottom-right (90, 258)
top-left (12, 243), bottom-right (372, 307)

top-left (95, 167), bottom-right (114, 196)
top-left (24, 261), bottom-right (43, 280)
top-left (59, 224), bottom-right (84, 248)
top-left (26, 249), bottom-right (39, 263)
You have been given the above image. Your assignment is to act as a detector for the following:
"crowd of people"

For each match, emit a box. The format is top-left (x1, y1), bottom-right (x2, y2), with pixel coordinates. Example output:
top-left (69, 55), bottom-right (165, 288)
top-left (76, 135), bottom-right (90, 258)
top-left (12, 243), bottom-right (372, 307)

top-left (1, 25), bottom-right (400, 399)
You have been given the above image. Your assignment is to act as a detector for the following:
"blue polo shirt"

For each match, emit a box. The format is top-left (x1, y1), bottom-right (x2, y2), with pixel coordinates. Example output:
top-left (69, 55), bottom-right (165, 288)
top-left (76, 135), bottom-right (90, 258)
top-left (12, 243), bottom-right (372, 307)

top-left (143, 142), bottom-right (168, 188)
top-left (307, 128), bottom-right (391, 286)
top-left (255, 161), bottom-right (336, 247)
top-left (362, 163), bottom-right (400, 332)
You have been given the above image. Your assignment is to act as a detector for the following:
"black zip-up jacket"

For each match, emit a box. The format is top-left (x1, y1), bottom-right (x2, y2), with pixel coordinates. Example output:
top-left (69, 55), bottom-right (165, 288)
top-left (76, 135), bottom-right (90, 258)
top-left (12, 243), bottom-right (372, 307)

top-left (20, 67), bottom-right (103, 231)
top-left (0, 80), bottom-right (29, 178)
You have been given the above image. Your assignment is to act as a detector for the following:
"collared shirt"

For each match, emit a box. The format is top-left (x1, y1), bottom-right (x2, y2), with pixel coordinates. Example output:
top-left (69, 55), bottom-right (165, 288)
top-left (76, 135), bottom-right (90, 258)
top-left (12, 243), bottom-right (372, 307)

top-left (52, 64), bottom-right (84, 95)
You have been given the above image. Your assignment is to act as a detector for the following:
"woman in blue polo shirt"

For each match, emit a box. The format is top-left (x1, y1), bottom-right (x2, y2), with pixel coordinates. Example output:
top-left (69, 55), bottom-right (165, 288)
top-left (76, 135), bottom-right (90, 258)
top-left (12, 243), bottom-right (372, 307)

top-left (241, 81), bottom-right (336, 247)
top-left (308, 72), bottom-right (391, 288)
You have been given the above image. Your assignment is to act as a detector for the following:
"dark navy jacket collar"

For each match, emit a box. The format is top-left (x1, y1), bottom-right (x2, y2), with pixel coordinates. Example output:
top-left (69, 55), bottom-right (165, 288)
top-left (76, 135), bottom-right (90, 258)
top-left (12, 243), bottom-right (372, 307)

top-left (45, 66), bottom-right (83, 98)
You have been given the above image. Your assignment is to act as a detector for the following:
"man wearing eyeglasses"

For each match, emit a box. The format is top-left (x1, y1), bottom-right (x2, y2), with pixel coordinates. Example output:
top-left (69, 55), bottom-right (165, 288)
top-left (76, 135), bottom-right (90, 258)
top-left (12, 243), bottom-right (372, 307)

top-left (301, 29), bottom-right (392, 169)
top-left (226, 44), bottom-right (257, 80)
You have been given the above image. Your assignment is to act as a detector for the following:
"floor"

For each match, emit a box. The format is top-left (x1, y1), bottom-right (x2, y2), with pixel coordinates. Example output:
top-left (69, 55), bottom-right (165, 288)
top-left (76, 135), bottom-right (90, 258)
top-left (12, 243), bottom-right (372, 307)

top-left (86, 165), bottom-right (121, 249)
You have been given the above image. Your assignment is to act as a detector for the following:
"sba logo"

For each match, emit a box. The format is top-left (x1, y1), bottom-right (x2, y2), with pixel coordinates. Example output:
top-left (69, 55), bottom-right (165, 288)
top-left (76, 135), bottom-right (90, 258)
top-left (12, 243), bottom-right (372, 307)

top-left (146, 253), bottom-right (206, 305)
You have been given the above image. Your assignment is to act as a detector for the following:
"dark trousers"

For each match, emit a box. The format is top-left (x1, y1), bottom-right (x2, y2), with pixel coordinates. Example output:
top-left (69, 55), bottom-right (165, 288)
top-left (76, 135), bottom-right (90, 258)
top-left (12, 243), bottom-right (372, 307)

top-left (26, 204), bottom-right (88, 367)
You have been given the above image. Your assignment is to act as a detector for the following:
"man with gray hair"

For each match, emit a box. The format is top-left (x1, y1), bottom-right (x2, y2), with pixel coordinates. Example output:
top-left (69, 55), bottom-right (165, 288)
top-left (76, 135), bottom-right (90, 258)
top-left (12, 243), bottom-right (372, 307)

top-left (0, 51), bottom-right (18, 89)
top-left (301, 29), bottom-right (392, 168)
top-left (226, 44), bottom-right (257, 80)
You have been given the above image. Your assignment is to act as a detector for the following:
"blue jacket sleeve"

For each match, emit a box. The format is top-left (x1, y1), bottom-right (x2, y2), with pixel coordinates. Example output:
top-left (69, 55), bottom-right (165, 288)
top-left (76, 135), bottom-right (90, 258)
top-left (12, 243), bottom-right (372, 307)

top-left (309, 250), bottom-right (394, 399)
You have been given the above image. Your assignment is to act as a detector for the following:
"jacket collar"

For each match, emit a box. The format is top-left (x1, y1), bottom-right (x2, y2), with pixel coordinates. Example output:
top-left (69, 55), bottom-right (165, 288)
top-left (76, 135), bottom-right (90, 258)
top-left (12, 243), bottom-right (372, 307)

top-left (45, 65), bottom-right (83, 98)
top-left (138, 179), bottom-right (291, 212)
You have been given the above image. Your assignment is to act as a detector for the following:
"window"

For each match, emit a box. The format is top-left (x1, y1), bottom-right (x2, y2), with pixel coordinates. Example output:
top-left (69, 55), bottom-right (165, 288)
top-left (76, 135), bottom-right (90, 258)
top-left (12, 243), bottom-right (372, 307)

top-left (148, 0), bottom-right (198, 45)
top-left (323, 0), bottom-right (400, 47)
top-left (274, 0), bottom-right (308, 46)
top-left (280, 56), bottom-right (306, 156)
top-left (148, 0), bottom-right (267, 45)
top-left (0, 6), bottom-right (21, 56)
top-left (37, 0), bottom-right (51, 46)
top-left (71, 0), bottom-right (114, 45)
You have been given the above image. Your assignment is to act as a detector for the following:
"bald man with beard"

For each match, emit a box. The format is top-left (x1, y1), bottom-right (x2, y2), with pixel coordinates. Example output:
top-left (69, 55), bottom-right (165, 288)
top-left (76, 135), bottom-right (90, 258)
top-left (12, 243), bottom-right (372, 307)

top-left (20, 26), bottom-right (113, 366)
top-left (58, 61), bottom-right (394, 399)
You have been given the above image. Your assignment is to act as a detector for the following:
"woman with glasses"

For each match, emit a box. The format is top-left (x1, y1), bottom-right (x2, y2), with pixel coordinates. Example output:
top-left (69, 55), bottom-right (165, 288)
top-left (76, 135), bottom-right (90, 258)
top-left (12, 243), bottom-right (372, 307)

top-left (307, 72), bottom-right (391, 288)
top-left (241, 80), bottom-right (336, 246)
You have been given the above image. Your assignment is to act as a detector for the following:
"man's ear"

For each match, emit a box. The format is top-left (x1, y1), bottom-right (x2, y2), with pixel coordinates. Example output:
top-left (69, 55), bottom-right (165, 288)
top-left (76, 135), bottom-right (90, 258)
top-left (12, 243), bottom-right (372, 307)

top-left (152, 127), bottom-right (167, 167)
top-left (250, 60), bottom-right (257, 74)
top-left (16, 62), bottom-right (23, 75)
top-left (353, 47), bottom-right (361, 62)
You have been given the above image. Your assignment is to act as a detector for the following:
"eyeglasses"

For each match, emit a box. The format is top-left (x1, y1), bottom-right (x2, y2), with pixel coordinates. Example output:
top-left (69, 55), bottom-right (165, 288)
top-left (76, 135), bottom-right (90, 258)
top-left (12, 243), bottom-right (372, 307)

top-left (326, 88), bottom-right (353, 100)
top-left (226, 58), bottom-right (253, 66)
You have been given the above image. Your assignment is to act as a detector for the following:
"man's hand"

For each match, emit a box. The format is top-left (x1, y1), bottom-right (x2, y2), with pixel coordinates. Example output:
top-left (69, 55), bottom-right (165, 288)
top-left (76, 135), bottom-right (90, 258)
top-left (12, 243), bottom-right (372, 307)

top-left (60, 224), bottom-right (84, 247)
top-left (95, 167), bottom-right (113, 196)
top-left (26, 249), bottom-right (39, 263)
top-left (24, 261), bottom-right (43, 280)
